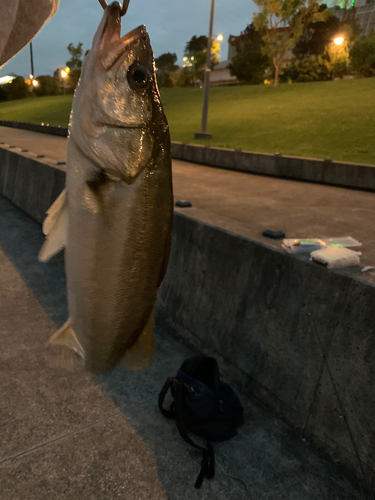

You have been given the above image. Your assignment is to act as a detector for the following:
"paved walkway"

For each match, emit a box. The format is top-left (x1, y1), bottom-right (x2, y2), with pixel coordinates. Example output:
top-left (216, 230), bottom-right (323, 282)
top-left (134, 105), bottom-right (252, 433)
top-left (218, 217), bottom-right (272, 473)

top-left (0, 195), bottom-right (369, 499)
top-left (1, 125), bottom-right (375, 283)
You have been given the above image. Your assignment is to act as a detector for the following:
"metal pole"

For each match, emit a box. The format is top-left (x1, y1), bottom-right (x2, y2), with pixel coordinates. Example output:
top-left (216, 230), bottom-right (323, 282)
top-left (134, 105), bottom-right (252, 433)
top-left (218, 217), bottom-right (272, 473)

top-left (194, 0), bottom-right (215, 139)
top-left (332, 47), bottom-right (338, 81)
top-left (30, 43), bottom-right (35, 77)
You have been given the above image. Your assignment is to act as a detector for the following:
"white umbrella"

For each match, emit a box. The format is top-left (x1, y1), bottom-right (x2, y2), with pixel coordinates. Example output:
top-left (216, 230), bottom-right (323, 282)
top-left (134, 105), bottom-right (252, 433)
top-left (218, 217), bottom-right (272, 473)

top-left (0, 0), bottom-right (59, 68)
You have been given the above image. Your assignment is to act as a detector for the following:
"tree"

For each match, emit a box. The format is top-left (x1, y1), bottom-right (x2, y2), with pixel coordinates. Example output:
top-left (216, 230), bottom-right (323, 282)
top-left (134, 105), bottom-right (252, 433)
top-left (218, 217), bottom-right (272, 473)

top-left (184, 35), bottom-right (220, 85)
top-left (350, 30), bottom-right (375, 77)
top-left (228, 24), bottom-right (271, 84)
top-left (253, 0), bottom-right (326, 87)
top-left (4, 76), bottom-right (28, 101)
top-left (155, 52), bottom-right (179, 88)
top-left (294, 4), bottom-right (361, 59)
top-left (0, 85), bottom-right (8, 101)
top-left (285, 55), bottom-right (330, 81)
top-left (185, 35), bottom-right (206, 54)
top-left (155, 52), bottom-right (178, 73)
top-left (34, 75), bottom-right (59, 96)
top-left (66, 69), bottom-right (81, 93)
top-left (66, 42), bottom-right (84, 71)
top-left (170, 68), bottom-right (194, 87)
top-left (293, 5), bottom-right (340, 58)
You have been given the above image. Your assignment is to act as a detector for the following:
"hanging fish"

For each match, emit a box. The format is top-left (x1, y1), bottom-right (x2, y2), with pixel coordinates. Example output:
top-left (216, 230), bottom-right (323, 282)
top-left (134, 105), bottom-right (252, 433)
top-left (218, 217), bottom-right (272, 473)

top-left (39, 0), bottom-right (173, 374)
top-left (0, 0), bottom-right (59, 68)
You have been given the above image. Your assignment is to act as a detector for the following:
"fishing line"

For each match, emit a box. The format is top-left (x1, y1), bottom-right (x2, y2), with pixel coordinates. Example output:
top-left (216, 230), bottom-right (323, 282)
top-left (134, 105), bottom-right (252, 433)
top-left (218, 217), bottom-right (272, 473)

top-left (98, 0), bottom-right (130, 16)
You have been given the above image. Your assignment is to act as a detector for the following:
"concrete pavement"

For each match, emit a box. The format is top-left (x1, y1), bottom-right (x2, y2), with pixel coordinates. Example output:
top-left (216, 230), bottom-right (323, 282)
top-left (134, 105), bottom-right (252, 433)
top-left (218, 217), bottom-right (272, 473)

top-left (1, 125), bottom-right (375, 279)
top-left (0, 195), bottom-right (369, 499)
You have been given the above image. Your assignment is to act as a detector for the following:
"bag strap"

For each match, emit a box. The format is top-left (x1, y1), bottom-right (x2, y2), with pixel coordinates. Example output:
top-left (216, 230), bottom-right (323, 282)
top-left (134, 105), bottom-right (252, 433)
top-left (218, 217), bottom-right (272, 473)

top-left (159, 378), bottom-right (215, 489)
top-left (158, 377), bottom-right (175, 419)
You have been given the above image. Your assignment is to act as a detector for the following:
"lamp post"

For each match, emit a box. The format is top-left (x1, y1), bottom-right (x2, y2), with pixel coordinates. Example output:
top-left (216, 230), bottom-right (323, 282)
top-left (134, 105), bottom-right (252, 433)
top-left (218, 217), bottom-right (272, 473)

top-left (60, 67), bottom-right (70, 94)
top-left (194, 0), bottom-right (216, 140)
top-left (30, 42), bottom-right (35, 80)
top-left (332, 36), bottom-right (344, 80)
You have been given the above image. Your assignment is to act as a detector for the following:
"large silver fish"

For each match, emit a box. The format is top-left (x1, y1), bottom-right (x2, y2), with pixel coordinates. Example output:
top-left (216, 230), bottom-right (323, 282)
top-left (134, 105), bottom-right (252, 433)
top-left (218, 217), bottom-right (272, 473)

top-left (39, 1), bottom-right (173, 374)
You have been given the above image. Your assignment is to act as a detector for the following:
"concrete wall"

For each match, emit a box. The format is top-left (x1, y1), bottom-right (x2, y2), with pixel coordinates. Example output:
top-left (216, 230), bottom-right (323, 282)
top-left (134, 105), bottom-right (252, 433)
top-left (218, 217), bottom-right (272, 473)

top-left (210, 62), bottom-right (238, 86)
top-left (1, 147), bottom-right (375, 495)
top-left (157, 211), bottom-right (375, 494)
top-left (0, 148), bottom-right (65, 223)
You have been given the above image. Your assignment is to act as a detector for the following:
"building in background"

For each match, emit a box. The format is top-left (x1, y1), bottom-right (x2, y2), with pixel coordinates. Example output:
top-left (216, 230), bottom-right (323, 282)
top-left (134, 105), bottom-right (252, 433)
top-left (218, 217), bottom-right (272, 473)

top-left (0, 75), bottom-right (16, 86)
top-left (210, 60), bottom-right (237, 85)
top-left (182, 56), bottom-right (194, 68)
top-left (328, 0), bottom-right (375, 36)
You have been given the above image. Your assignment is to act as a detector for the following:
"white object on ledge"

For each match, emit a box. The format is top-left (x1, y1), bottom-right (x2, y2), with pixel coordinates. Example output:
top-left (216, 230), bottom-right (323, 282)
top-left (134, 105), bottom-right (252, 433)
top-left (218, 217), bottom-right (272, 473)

top-left (282, 239), bottom-right (325, 254)
top-left (310, 247), bottom-right (361, 269)
top-left (282, 236), bottom-right (362, 255)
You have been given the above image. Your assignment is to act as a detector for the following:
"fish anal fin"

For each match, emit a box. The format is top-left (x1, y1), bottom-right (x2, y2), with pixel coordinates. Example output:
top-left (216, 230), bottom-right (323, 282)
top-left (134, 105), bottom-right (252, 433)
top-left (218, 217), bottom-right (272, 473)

top-left (39, 189), bottom-right (68, 262)
top-left (121, 310), bottom-right (155, 371)
top-left (47, 319), bottom-right (84, 358)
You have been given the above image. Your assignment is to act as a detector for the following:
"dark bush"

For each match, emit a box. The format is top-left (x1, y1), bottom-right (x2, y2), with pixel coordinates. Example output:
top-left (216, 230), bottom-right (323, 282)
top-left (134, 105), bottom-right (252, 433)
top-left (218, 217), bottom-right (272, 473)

top-left (350, 31), bottom-right (375, 77)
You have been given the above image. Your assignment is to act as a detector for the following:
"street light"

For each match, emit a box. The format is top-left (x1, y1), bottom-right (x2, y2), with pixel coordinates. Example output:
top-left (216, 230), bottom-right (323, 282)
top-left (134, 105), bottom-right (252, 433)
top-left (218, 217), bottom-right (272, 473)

top-left (61, 67), bottom-right (70, 78)
top-left (332, 36), bottom-right (344, 80)
top-left (32, 79), bottom-right (38, 87)
top-left (30, 43), bottom-right (35, 82)
top-left (60, 68), bottom-right (70, 94)
top-left (194, 0), bottom-right (216, 140)
top-left (216, 34), bottom-right (223, 42)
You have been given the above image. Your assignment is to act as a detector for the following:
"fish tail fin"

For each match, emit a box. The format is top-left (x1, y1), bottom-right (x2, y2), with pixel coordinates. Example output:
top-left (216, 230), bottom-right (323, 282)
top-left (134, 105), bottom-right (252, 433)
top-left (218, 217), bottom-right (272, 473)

top-left (38, 189), bottom-right (68, 262)
top-left (47, 319), bottom-right (84, 358)
top-left (121, 309), bottom-right (154, 371)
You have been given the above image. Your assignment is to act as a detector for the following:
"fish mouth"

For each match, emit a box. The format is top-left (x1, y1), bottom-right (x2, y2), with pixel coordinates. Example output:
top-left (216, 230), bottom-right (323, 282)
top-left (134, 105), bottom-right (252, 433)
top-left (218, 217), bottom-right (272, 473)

top-left (97, 2), bottom-right (149, 71)
top-left (98, 122), bottom-right (145, 131)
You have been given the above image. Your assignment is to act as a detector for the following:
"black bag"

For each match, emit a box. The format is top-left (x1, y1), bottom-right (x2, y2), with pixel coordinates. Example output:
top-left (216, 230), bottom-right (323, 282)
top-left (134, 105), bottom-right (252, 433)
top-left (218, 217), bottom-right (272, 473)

top-left (158, 355), bottom-right (244, 489)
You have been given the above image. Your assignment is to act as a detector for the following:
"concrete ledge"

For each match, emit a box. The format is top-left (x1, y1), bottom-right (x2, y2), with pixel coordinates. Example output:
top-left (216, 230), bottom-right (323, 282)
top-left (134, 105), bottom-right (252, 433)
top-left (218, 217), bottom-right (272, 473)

top-left (171, 142), bottom-right (375, 192)
top-left (1, 120), bottom-right (374, 192)
top-left (1, 147), bottom-right (375, 493)
top-left (158, 211), bottom-right (375, 489)
top-left (0, 120), bottom-right (68, 137)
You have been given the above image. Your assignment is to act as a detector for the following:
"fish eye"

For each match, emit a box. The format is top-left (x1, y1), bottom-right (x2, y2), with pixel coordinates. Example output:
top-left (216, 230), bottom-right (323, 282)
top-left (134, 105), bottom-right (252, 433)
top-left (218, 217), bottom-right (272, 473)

top-left (127, 63), bottom-right (151, 91)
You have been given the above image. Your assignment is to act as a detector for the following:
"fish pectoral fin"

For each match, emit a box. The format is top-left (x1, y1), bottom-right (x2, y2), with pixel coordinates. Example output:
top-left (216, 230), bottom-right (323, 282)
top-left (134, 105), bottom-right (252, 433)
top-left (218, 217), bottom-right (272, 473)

top-left (38, 189), bottom-right (68, 262)
top-left (121, 310), bottom-right (155, 371)
top-left (47, 319), bottom-right (84, 358)
top-left (42, 189), bottom-right (67, 235)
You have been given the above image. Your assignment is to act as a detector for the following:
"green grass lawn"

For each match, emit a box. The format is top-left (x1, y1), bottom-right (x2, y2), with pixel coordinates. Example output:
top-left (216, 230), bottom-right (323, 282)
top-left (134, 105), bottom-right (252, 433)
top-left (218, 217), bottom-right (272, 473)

top-left (0, 79), bottom-right (374, 164)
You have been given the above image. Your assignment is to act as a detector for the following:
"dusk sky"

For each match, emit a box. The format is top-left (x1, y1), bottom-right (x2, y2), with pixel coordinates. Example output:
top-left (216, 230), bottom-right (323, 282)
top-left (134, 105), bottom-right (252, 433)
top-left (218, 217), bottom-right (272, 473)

top-left (1, 0), bottom-right (257, 78)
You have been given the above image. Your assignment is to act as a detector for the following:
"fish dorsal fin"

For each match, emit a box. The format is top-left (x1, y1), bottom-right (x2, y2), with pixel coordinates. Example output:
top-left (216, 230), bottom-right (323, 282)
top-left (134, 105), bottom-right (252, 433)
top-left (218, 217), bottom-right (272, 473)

top-left (47, 319), bottom-right (84, 358)
top-left (39, 189), bottom-right (68, 262)
top-left (121, 310), bottom-right (154, 371)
